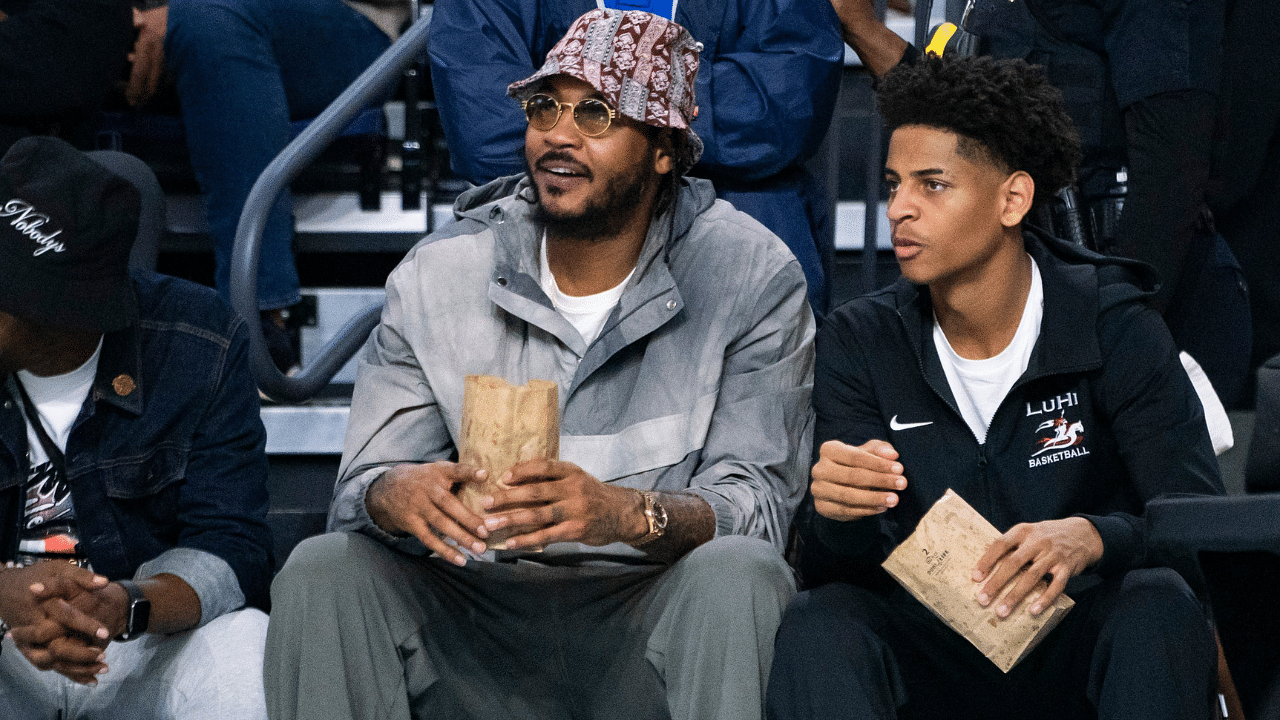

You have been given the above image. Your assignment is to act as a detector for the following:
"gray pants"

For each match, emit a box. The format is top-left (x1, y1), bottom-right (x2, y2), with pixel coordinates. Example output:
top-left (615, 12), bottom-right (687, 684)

top-left (0, 607), bottom-right (268, 720)
top-left (265, 532), bottom-right (796, 720)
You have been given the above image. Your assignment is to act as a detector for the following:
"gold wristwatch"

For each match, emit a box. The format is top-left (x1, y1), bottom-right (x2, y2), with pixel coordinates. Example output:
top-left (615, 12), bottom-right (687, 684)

top-left (634, 490), bottom-right (668, 546)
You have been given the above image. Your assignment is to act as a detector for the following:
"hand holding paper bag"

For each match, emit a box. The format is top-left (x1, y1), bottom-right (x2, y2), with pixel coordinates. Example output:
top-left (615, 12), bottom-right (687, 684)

top-left (882, 489), bottom-right (1078, 672)
top-left (460, 376), bottom-right (652, 551)
top-left (457, 375), bottom-right (560, 549)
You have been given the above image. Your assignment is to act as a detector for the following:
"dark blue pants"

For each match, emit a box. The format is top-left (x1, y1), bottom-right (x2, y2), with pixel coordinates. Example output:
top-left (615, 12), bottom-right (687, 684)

top-left (165, 0), bottom-right (392, 310)
top-left (766, 568), bottom-right (1216, 720)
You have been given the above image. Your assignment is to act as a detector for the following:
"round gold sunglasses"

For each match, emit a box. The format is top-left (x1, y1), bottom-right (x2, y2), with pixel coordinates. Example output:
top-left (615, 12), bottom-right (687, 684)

top-left (522, 93), bottom-right (620, 137)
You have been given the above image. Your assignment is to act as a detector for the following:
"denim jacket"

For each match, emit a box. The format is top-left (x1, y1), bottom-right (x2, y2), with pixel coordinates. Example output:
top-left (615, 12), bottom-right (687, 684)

top-left (0, 272), bottom-right (273, 619)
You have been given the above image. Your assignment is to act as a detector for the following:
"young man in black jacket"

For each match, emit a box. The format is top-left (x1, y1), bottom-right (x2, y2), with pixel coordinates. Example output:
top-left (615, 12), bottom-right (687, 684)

top-left (766, 55), bottom-right (1223, 720)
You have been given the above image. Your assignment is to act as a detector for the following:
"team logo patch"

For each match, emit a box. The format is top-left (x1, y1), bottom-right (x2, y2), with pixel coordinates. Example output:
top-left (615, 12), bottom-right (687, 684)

top-left (1026, 393), bottom-right (1090, 467)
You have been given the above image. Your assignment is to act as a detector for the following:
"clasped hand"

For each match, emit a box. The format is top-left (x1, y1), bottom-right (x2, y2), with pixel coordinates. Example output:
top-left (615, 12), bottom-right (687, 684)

top-left (811, 439), bottom-right (1103, 617)
top-left (0, 562), bottom-right (127, 684)
top-left (367, 460), bottom-right (646, 565)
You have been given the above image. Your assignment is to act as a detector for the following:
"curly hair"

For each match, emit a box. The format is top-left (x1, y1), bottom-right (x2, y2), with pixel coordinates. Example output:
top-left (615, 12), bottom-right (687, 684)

top-left (876, 54), bottom-right (1081, 201)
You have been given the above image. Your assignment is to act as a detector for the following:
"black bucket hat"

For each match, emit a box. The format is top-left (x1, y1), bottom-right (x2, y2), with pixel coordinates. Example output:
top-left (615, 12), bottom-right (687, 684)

top-left (0, 136), bottom-right (140, 333)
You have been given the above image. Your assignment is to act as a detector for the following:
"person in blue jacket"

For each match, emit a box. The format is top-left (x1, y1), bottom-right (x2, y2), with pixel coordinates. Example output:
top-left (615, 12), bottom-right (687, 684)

top-left (428, 0), bottom-right (844, 314)
top-left (765, 55), bottom-right (1223, 720)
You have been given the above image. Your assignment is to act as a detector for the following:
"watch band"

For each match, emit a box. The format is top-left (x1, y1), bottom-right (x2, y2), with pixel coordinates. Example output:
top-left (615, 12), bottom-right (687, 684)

top-left (115, 580), bottom-right (151, 641)
top-left (634, 490), bottom-right (668, 546)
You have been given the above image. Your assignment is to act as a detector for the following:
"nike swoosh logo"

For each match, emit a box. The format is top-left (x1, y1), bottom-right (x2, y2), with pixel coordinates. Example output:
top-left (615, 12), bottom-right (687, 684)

top-left (889, 415), bottom-right (934, 431)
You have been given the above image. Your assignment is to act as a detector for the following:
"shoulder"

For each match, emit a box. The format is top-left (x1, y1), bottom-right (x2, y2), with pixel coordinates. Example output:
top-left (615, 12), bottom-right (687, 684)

top-left (822, 280), bottom-right (914, 341)
top-left (388, 216), bottom-right (504, 305)
top-left (130, 271), bottom-right (245, 346)
top-left (672, 192), bottom-right (805, 291)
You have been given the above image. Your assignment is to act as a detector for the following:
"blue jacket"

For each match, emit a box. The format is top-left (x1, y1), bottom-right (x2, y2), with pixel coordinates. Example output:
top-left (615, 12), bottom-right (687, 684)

top-left (798, 230), bottom-right (1223, 588)
top-left (427, 0), bottom-right (844, 312)
top-left (0, 272), bottom-right (273, 618)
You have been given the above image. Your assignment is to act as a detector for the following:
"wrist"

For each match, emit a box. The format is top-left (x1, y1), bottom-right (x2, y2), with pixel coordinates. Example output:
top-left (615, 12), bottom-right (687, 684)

top-left (629, 490), bottom-right (669, 547)
top-left (113, 579), bottom-right (152, 641)
top-left (103, 582), bottom-right (132, 639)
top-left (364, 471), bottom-right (406, 536)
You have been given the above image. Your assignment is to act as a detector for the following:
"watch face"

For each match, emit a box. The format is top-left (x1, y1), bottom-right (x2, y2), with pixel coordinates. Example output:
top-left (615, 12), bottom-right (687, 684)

top-left (118, 582), bottom-right (151, 640)
top-left (128, 597), bottom-right (151, 637)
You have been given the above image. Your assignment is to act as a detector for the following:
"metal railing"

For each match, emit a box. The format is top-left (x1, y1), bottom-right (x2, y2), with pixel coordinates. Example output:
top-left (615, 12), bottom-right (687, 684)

top-left (231, 10), bottom-right (432, 403)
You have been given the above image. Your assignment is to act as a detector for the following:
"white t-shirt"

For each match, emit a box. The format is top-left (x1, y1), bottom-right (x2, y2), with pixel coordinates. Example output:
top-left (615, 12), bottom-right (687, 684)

top-left (540, 236), bottom-right (635, 348)
top-left (13, 338), bottom-right (101, 564)
top-left (933, 256), bottom-right (1043, 444)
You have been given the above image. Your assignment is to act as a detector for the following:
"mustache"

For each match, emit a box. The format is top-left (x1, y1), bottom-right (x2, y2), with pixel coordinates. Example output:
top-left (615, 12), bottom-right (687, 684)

top-left (533, 150), bottom-right (592, 179)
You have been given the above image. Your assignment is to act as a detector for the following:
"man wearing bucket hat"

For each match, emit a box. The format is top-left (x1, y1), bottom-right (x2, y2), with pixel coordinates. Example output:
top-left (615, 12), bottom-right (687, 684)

top-left (0, 136), bottom-right (273, 718)
top-left (428, 0), bottom-right (843, 315)
top-left (265, 9), bottom-right (813, 720)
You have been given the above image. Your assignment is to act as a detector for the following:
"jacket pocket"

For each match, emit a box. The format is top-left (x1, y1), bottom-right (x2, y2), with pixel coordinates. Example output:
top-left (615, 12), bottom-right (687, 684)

top-left (98, 446), bottom-right (188, 540)
top-left (100, 445), bottom-right (188, 500)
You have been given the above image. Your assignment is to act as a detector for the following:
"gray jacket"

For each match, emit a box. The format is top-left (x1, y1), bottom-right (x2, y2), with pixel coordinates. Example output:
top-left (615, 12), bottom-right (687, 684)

top-left (330, 175), bottom-right (815, 560)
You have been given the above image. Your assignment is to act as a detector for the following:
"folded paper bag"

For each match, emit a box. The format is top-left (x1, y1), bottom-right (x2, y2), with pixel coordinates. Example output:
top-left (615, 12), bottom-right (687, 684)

top-left (457, 375), bottom-right (559, 549)
top-left (882, 489), bottom-right (1074, 672)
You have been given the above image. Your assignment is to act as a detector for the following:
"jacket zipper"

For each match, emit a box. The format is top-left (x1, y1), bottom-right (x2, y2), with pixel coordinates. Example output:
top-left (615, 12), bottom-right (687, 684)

top-left (901, 308), bottom-right (1058, 517)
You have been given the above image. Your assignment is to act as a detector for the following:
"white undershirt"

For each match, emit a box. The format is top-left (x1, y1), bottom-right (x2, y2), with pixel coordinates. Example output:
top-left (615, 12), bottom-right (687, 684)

top-left (540, 235), bottom-right (634, 348)
top-left (933, 256), bottom-right (1043, 444)
top-left (17, 338), bottom-right (102, 457)
top-left (12, 339), bottom-right (100, 563)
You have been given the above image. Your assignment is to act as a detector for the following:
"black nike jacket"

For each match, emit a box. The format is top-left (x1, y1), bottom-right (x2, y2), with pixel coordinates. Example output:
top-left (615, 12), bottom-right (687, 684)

top-left (797, 228), bottom-right (1224, 588)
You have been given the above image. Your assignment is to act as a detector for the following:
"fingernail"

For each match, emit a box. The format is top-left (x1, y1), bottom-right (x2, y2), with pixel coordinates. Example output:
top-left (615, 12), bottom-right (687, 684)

top-left (97, 664), bottom-right (108, 674)
top-left (97, 653), bottom-right (106, 662)
top-left (972, 570), bottom-right (984, 582)
top-left (885, 494), bottom-right (897, 507)
top-left (29, 583), bottom-right (44, 593)
top-left (471, 542), bottom-right (487, 554)
top-left (475, 525), bottom-right (489, 538)
top-left (997, 605), bottom-right (1010, 618)
top-left (96, 627), bottom-right (109, 639)
top-left (977, 592), bottom-right (990, 605)
top-left (482, 496), bottom-right (495, 509)
top-left (484, 517), bottom-right (502, 530)
top-left (892, 463), bottom-right (903, 474)
top-left (896, 478), bottom-right (907, 489)
top-left (499, 471), bottom-right (512, 484)
top-left (92, 575), bottom-right (108, 584)
top-left (1031, 604), bottom-right (1043, 615)
top-left (452, 554), bottom-right (467, 567)
top-left (475, 469), bottom-right (488, 479)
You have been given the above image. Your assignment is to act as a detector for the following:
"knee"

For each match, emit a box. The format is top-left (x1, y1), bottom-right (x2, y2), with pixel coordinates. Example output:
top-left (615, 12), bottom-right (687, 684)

top-left (192, 608), bottom-right (269, 666)
top-left (1106, 568), bottom-right (1212, 653)
top-left (272, 532), bottom-right (378, 600)
top-left (776, 584), bottom-right (879, 656)
top-left (679, 535), bottom-right (795, 598)
top-left (165, 0), bottom-right (258, 58)
top-left (1113, 568), bottom-right (1204, 625)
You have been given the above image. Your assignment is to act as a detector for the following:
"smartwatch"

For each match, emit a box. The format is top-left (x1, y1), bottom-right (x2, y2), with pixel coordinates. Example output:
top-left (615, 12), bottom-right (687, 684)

top-left (115, 580), bottom-right (151, 641)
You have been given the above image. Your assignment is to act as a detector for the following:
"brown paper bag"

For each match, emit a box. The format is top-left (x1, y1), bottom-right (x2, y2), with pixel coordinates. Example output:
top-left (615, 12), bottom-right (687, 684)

top-left (457, 375), bottom-right (559, 548)
top-left (881, 489), bottom-right (1074, 672)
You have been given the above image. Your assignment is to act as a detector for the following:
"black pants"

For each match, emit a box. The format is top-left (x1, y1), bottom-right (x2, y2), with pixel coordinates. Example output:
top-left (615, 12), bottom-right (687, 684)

top-left (766, 568), bottom-right (1216, 720)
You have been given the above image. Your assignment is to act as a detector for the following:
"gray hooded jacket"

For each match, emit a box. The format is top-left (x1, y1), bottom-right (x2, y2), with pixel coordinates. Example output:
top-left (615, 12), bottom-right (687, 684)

top-left (329, 175), bottom-right (815, 561)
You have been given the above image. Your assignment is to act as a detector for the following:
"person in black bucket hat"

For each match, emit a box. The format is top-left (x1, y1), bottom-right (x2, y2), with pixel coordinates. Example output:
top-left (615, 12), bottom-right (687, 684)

top-left (0, 136), bottom-right (140, 334)
top-left (0, 136), bottom-right (274, 719)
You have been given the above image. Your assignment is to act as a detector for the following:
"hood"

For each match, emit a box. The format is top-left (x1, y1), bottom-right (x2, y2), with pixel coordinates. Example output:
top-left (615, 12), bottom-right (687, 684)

top-left (1023, 224), bottom-right (1160, 313)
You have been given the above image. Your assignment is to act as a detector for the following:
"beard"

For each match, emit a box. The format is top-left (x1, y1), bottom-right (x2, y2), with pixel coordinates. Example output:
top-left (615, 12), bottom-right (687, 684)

top-left (526, 151), bottom-right (656, 242)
